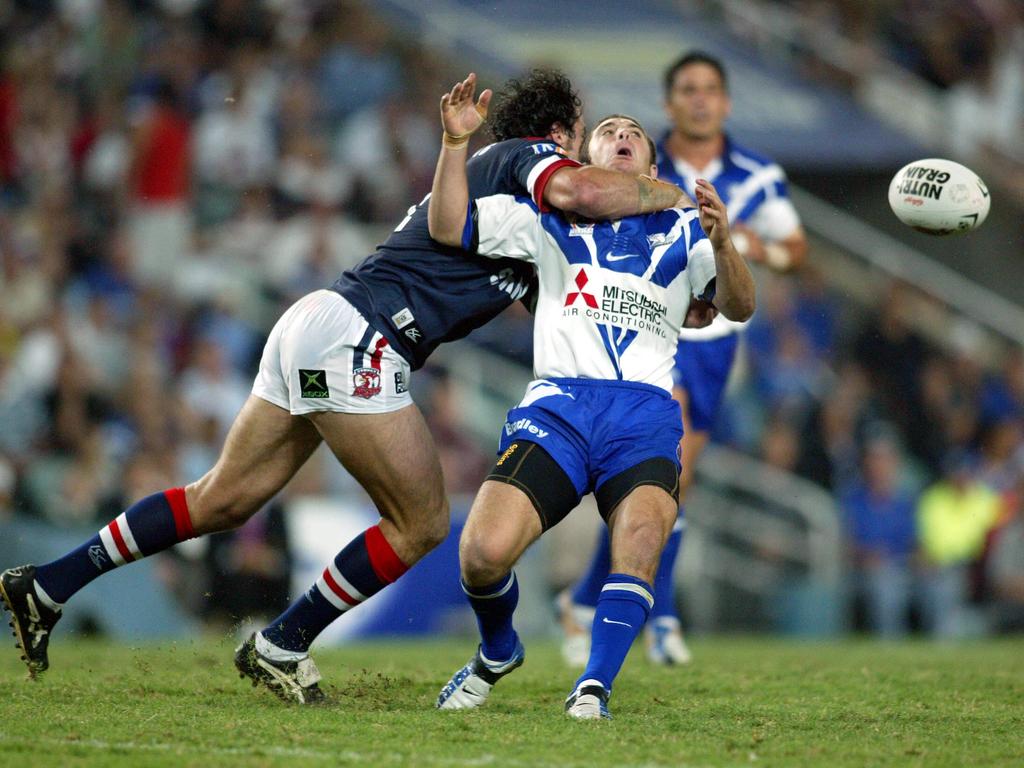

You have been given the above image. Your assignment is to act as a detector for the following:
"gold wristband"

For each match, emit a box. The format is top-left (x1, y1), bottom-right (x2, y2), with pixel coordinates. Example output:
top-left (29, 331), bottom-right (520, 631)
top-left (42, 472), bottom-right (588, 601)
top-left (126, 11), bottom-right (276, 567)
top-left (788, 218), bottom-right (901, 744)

top-left (443, 131), bottom-right (471, 150)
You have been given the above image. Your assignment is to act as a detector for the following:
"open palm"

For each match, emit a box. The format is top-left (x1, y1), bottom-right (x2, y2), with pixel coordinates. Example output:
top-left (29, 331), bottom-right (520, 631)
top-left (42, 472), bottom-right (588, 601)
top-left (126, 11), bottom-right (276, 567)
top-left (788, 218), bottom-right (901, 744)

top-left (440, 72), bottom-right (492, 138)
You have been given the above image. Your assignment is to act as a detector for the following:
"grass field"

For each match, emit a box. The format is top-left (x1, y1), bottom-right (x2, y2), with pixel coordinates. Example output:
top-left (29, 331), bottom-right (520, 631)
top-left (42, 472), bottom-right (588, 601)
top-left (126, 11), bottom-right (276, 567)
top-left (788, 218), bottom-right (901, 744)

top-left (1, 635), bottom-right (1022, 767)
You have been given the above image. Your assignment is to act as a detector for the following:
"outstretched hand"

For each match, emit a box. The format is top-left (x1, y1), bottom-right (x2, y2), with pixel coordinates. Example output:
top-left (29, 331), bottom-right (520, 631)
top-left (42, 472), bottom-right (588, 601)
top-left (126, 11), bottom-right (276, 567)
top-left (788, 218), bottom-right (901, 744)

top-left (695, 178), bottom-right (731, 246)
top-left (440, 73), bottom-right (492, 142)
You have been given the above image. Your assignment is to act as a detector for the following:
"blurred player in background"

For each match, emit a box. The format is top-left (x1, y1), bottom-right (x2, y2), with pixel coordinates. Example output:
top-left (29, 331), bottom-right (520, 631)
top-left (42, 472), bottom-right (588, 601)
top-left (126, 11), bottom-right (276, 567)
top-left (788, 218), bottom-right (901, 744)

top-left (1, 70), bottom-right (690, 702)
top-left (560, 51), bottom-right (808, 666)
top-left (428, 81), bottom-right (754, 719)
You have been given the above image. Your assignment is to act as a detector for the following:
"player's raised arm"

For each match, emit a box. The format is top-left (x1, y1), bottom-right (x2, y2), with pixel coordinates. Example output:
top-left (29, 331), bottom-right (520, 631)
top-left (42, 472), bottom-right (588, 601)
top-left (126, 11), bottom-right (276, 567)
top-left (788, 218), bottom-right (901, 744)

top-left (696, 178), bottom-right (755, 321)
top-left (543, 165), bottom-right (693, 220)
top-left (428, 73), bottom-right (491, 246)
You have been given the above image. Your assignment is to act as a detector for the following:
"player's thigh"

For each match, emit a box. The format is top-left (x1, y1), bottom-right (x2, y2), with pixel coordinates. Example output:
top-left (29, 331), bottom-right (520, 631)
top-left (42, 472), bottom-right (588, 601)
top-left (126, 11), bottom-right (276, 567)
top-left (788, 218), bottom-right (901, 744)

top-left (306, 404), bottom-right (448, 556)
top-left (459, 480), bottom-right (544, 585)
top-left (606, 484), bottom-right (678, 583)
top-left (187, 395), bottom-right (323, 534)
top-left (461, 439), bottom-right (581, 583)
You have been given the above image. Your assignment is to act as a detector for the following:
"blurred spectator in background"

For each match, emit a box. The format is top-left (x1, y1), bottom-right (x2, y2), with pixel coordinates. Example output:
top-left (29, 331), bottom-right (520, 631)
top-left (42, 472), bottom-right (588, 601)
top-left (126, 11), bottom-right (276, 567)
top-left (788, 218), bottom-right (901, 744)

top-left (202, 501), bottom-right (292, 632)
top-left (127, 79), bottom-right (191, 288)
top-left (760, 415), bottom-right (801, 474)
top-left (420, 369), bottom-right (490, 497)
top-left (796, 360), bottom-right (878, 492)
top-left (193, 69), bottom-right (276, 227)
top-left (916, 450), bottom-right (1002, 637)
top-left (985, 476), bottom-right (1024, 632)
top-left (178, 335), bottom-right (251, 441)
top-left (0, 456), bottom-right (15, 522)
top-left (853, 285), bottom-right (929, 437)
top-left (842, 431), bottom-right (918, 637)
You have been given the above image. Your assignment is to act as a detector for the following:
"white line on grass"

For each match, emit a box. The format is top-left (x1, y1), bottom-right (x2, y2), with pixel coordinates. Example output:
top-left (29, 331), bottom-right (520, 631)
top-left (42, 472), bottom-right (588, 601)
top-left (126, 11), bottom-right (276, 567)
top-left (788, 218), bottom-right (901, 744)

top-left (0, 734), bottom-right (708, 767)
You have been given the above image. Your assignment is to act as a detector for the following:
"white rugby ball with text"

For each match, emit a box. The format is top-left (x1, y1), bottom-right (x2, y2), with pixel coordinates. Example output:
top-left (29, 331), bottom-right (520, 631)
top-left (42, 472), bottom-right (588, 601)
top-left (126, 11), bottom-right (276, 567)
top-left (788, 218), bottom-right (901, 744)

top-left (888, 158), bottom-right (990, 235)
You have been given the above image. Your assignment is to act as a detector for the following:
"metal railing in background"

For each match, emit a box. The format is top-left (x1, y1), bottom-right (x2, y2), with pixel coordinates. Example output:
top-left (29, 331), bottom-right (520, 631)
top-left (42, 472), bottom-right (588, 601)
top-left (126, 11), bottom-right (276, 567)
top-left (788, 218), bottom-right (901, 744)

top-left (791, 186), bottom-right (1024, 352)
top-left (434, 340), bottom-right (844, 633)
top-left (430, 341), bottom-right (533, 445)
top-left (682, 444), bottom-right (842, 633)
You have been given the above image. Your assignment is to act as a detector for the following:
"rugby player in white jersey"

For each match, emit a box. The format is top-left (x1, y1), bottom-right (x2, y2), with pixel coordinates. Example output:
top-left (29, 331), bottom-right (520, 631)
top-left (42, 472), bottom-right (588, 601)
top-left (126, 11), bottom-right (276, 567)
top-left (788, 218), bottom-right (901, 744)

top-left (428, 78), bottom-right (755, 719)
top-left (561, 51), bottom-right (809, 667)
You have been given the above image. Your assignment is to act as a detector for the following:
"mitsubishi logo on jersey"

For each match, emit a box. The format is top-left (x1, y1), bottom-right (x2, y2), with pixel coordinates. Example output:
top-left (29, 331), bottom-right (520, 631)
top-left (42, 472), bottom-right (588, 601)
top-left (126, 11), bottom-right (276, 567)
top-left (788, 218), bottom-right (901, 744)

top-left (564, 269), bottom-right (598, 308)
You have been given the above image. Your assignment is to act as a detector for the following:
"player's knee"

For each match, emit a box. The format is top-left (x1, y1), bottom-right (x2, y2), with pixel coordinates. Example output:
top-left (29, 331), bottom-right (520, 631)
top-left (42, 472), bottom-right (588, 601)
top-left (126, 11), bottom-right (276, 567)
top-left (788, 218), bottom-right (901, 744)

top-left (460, 533), bottom-right (515, 585)
top-left (616, 517), bottom-right (669, 573)
top-left (185, 477), bottom-right (254, 534)
top-left (417, 505), bottom-right (451, 552)
top-left (391, 496), bottom-right (450, 559)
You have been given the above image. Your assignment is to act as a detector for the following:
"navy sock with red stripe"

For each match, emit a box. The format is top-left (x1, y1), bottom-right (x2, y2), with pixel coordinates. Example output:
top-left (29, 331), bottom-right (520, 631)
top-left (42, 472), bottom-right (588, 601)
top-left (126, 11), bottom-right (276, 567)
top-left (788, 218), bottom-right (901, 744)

top-left (34, 488), bottom-right (195, 605)
top-left (260, 525), bottom-right (409, 654)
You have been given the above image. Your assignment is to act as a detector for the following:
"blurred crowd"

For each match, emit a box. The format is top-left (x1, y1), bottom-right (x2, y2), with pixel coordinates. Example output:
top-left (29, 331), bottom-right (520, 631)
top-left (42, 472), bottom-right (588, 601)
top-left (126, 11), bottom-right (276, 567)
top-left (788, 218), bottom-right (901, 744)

top-left (0, 0), bottom-right (1021, 636)
top-left (716, 270), bottom-right (1024, 636)
top-left (738, 0), bottom-right (1024, 176)
top-left (773, 0), bottom-right (1023, 90)
top-left (0, 0), bottom-right (476, 627)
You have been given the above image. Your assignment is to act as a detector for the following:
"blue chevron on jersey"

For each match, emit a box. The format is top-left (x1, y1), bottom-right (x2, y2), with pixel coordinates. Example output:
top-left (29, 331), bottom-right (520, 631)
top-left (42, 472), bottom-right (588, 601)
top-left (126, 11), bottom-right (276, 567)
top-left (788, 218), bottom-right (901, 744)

top-left (466, 194), bottom-right (717, 393)
top-left (536, 205), bottom-right (705, 290)
top-left (660, 132), bottom-right (801, 345)
top-left (596, 324), bottom-right (642, 380)
top-left (656, 133), bottom-right (791, 228)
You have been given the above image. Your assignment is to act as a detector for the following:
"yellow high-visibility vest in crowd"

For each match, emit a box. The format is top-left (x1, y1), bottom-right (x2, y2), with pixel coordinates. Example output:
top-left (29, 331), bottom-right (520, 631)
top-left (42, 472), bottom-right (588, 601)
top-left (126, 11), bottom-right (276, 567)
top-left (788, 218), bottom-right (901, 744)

top-left (917, 482), bottom-right (1003, 566)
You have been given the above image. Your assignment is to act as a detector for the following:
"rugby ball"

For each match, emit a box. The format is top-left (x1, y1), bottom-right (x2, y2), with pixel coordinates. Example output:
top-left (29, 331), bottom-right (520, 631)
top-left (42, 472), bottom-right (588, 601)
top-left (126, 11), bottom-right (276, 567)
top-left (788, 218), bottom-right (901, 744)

top-left (888, 158), bottom-right (990, 235)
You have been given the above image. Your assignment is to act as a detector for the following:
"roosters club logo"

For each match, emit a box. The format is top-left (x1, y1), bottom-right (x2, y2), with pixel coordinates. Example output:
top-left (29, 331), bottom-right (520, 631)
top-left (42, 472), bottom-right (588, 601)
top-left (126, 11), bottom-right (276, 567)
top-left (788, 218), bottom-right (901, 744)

top-left (564, 268), bottom-right (598, 308)
top-left (352, 368), bottom-right (382, 399)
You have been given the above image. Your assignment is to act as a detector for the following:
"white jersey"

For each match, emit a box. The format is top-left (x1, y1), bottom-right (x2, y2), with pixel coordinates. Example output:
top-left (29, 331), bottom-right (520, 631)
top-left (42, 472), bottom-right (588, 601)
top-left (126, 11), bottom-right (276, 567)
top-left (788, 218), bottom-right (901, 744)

top-left (463, 195), bottom-right (716, 393)
top-left (656, 134), bottom-right (801, 341)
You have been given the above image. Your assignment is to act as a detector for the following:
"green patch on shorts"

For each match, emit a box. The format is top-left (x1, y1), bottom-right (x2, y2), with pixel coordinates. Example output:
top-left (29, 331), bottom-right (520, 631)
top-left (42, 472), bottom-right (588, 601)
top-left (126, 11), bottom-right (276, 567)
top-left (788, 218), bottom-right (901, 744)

top-left (299, 369), bottom-right (329, 398)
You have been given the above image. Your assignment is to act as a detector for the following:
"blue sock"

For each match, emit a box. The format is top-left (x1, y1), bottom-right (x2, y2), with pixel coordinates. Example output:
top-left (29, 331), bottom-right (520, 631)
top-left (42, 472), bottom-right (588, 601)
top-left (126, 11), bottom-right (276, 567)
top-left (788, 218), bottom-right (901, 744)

top-left (262, 525), bottom-right (408, 653)
top-left (571, 529), bottom-right (611, 608)
top-left (34, 488), bottom-right (194, 605)
top-left (651, 509), bottom-right (684, 621)
top-left (576, 573), bottom-right (653, 692)
top-left (463, 572), bottom-right (519, 661)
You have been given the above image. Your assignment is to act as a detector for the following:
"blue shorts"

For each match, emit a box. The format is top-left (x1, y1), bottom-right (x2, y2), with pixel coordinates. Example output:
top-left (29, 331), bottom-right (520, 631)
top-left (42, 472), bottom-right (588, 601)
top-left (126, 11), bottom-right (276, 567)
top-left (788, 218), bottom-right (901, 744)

top-left (497, 378), bottom-right (683, 500)
top-left (672, 334), bottom-right (739, 431)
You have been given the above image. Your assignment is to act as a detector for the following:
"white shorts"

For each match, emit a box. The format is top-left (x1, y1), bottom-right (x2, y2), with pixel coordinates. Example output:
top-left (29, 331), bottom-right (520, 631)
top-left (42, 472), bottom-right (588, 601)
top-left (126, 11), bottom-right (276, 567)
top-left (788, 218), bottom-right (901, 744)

top-left (252, 290), bottom-right (413, 415)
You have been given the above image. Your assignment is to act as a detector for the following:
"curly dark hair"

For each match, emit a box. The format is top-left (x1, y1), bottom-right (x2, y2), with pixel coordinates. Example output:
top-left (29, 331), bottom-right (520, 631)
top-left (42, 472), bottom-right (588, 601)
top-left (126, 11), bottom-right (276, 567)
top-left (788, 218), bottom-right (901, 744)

top-left (488, 68), bottom-right (582, 143)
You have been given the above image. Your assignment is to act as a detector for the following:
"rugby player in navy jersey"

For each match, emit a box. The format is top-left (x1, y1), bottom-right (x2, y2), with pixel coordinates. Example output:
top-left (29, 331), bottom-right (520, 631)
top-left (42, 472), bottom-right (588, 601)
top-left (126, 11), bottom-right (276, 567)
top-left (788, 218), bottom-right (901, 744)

top-left (0, 70), bottom-right (692, 701)
top-left (560, 51), bottom-right (809, 667)
top-left (428, 82), bottom-right (754, 718)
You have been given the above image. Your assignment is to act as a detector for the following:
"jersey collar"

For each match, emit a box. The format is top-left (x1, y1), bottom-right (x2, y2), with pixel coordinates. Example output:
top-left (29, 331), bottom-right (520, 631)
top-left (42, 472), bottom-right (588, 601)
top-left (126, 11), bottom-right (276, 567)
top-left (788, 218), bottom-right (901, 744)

top-left (656, 131), bottom-right (735, 183)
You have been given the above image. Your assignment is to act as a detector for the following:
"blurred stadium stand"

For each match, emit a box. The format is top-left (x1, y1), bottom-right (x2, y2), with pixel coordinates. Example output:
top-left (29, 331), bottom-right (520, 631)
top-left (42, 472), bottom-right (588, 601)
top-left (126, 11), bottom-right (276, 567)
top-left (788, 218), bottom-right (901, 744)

top-left (0, 0), bottom-right (1022, 640)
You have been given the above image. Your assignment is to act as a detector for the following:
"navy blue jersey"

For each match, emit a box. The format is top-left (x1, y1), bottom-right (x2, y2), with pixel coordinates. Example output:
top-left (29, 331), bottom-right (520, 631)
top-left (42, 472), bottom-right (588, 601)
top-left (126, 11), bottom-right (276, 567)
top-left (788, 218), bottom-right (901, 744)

top-left (331, 138), bottom-right (578, 369)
